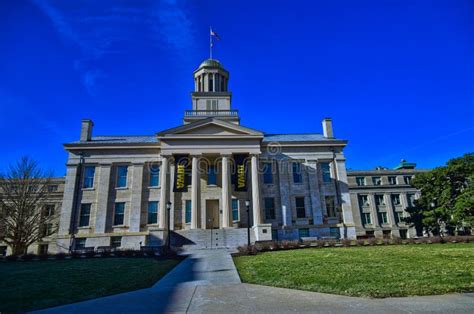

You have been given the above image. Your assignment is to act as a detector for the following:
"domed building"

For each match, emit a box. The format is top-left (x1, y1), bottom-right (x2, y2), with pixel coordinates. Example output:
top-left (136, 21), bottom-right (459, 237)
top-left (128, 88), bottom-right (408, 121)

top-left (55, 58), bottom-right (359, 251)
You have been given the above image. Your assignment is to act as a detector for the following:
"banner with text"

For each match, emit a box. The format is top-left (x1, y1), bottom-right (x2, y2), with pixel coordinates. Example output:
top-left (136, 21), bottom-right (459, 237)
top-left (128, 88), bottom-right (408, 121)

top-left (232, 154), bottom-right (248, 192)
top-left (173, 154), bottom-right (190, 192)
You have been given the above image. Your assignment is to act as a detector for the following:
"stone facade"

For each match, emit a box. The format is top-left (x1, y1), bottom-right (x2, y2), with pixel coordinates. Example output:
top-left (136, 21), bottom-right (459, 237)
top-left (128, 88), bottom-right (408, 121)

top-left (347, 163), bottom-right (426, 239)
top-left (0, 59), bottom-right (429, 255)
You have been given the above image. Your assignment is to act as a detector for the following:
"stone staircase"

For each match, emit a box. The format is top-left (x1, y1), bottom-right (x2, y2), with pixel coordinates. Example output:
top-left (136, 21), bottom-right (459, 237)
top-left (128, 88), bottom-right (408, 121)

top-left (171, 228), bottom-right (249, 250)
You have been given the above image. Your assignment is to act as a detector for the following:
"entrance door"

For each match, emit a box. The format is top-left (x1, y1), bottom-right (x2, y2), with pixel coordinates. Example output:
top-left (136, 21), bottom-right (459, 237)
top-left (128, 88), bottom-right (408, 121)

top-left (206, 200), bottom-right (220, 229)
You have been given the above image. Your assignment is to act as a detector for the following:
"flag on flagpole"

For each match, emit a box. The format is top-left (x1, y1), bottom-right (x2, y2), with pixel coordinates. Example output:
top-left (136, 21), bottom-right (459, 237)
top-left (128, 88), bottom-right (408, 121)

top-left (210, 29), bottom-right (221, 40)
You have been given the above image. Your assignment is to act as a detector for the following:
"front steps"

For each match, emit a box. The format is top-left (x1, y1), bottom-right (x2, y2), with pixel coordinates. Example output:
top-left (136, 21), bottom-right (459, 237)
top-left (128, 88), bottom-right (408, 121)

top-left (171, 228), bottom-right (249, 250)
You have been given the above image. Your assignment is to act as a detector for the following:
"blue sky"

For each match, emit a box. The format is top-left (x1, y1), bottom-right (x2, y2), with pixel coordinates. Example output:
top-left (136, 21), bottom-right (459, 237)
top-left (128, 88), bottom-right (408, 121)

top-left (0, 0), bottom-right (472, 176)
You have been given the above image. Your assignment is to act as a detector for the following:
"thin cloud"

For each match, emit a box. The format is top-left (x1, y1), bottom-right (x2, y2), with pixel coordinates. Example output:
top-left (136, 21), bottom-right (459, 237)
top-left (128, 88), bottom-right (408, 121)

top-left (32, 0), bottom-right (196, 96)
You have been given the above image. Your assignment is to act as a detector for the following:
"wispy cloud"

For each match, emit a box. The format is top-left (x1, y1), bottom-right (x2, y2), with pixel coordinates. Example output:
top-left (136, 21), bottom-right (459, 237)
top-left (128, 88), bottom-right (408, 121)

top-left (32, 0), bottom-right (195, 96)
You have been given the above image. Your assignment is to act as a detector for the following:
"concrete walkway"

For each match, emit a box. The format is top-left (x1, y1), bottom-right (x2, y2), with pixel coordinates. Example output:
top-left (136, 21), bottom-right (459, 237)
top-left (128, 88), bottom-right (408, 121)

top-left (35, 249), bottom-right (474, 313)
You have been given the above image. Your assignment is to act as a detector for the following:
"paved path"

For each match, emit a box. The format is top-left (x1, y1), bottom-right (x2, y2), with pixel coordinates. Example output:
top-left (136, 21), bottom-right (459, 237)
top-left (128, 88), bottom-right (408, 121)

top-left (35, 249), bottom-right (474, 313)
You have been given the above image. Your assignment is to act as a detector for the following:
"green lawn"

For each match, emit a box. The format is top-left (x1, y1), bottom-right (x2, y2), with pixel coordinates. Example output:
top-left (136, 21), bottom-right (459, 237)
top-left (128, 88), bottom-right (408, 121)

top-left (0, 257), bottom-right (181, 312)
top-left (234, 243), bottom-right (474, 298)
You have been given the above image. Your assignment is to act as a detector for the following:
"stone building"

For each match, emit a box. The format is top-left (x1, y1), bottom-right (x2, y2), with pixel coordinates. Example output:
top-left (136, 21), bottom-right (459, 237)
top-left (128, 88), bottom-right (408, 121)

top-left (0, 59), bottom-right (430, 255)
top-left (54, 58), bottom-right (357, 252)
top-left (347, 161), bottom-right (427, 239)
top-left (0, 177), bottom-right (64, 256)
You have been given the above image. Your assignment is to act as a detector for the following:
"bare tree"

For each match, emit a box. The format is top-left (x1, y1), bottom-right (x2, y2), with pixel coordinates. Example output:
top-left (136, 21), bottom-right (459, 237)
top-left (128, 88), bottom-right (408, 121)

top-left (0, 157), bottom-right (57, 256)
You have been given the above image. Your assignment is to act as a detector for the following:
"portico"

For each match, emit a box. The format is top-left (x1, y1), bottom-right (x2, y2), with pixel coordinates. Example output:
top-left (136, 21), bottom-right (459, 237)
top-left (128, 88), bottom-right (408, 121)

top-left (156, 118), bottom-right (268, 237)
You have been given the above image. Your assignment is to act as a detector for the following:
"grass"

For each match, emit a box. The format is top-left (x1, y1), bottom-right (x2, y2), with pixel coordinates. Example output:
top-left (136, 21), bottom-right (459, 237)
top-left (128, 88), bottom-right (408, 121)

top-left (0, 257), bottom-right (181, 312)
top-left (233, 243), bottom-right (474, 298)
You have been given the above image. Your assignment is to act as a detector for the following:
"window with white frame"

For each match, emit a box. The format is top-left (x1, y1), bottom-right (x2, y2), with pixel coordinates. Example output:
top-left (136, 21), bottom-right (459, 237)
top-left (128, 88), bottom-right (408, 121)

top-left (264, 197), bottom-right (275, 220)
top-left (375, 194), bottom-right (385, 206)
top-left (83, 166), bottom-right (95, 188)
top-left (148, 201), bottom-right (159, 224)
top-left (114, 202), bottom-right (125, 225)
top-left (372, 176), bottom-right (382, 185)
top-left (321, 162), bottom-right (331, 182)
top-left (356, 177), bottom-right (365, 186)
top-left (116, 166), bottom-right (128, 188)
top-left (388, 176), bottom-right (397, 185)
top-left (295, 197), bottom-right (306, 218)
top-left (363, 212), bottom-right (372, 225)
top-left (232, 199), bottom-right (239, 221)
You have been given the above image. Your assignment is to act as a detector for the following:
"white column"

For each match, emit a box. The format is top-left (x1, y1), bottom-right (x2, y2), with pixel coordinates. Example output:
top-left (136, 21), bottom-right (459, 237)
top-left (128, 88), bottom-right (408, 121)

top-left (129, 163), bottom-right (144, 232)
top-left (158, 156), bottom-right (169, 229)
top-left (251, 154), bottom-right (262, 226)
top-left (221, 154), bottom-right (232, 228)
top-left (191, 155), bottom-right (200, 229)
top-left (95, 164), bottom-right (111, 233)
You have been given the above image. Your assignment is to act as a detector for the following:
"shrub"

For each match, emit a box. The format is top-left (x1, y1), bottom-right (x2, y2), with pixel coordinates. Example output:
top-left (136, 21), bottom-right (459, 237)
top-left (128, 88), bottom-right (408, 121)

top-left (38, 253), bottom-right (50, 260)
top-left (83, 251), bottom-right (96, 258)
top-left (5, 255), bottom-right (18, 261)
top-left (22, 254), bottom-right (36, 261)
top-left (54, 253), bottom-right (67, 260)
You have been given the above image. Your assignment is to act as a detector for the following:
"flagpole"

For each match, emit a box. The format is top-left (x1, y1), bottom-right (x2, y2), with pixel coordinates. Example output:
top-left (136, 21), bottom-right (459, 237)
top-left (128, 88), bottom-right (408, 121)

top-left (209, 26), bottom-right (212, 60)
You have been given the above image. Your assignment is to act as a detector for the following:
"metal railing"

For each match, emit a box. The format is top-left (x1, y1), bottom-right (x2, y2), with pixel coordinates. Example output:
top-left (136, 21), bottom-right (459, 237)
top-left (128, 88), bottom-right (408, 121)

top-left (184, 110), bottom-right (239, 117)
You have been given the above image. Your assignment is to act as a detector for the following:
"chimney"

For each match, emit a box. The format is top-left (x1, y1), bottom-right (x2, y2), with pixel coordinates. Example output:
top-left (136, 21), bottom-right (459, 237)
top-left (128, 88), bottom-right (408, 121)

top-left (322, 118), bottom-right (334, 138)
top-left (80, 119), bottom-right (94, 142)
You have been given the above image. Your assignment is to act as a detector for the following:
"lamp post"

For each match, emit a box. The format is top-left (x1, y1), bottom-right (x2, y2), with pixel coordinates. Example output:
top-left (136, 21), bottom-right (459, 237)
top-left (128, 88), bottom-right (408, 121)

top-left (245, 200), bottom-right (251, 246)
top-left (166, 201), bottom-right (172, 252)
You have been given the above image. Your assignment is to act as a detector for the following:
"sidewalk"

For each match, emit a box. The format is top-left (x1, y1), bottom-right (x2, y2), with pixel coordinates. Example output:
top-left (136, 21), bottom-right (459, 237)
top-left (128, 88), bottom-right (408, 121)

top-left (34, 249), bottom-right (474, 313)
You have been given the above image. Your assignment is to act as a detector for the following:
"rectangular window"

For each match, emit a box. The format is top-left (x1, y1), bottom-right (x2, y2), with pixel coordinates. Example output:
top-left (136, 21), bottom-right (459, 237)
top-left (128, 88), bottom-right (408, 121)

top-left (407, 193), bottom-right (415, 207)
top-left (48, 185), bottom-right (58, 192)
top-left (149, 166), bottom-right (160, 187)
top-left (116, 166), bottom-right (128, 188)
top-left (330, 227), bottom-right (341, 239)
top-left (399, 229), bottom-right (408, 239)
top-left (43, 204), bottom-right (55, 217)
top-left (295, 197), bottom-right (306, 218)
top-left (363, 212), bottom-right (372, 225)
top-left (114, 202), bottom-right (125, 225)
top-left (388, 176), bottom-right (397, 185)
top-left (232, 199), bottom-right (239, 221)
top-left (404, 176), bottom-right (412, 185)
top-left (207, 166), bottom-right (217, 185)
top-left (391, 194), bottom-right (401, 206)
top-left (380, 212), bottom-right (388, 224)
top-left (395, 211), bottom-right (404, 223)
top-left (292, 162), bottom-right (302, 183)
top-left (148, 201), bottom-right (159, 224)
top-left (83, 166), bottom-right (95, 188)
top-left (325, 196), bottom-right (336, 217)
top-left (372, 177), bottom-right (382, 185)
top-left (43, 223), bottom-right (53, 236)
top-left (321, 162), bottom-right (331, 182)
top-left (299, 228), bottom-right (309, 238)
top-left (264, 197), bottom-right (275, 220)
top-left (75, 238), bottom-right (86, 249)
top-left (111, 236), bottom-right (122, 249)
top-left (79, 204), bottom-right (91, 227)
top-left (185, 200), bottom-right (192, 223)
top-left (356, 177), bottom-right (365, 186)
top-left (38, 244), bottom-right (48, 255)
top-left (263, 162), bottom-right (273, 184)
top-left (359, 195), bottom-right (369, 207)
top-left (375, 194), bottom-right (385, 206)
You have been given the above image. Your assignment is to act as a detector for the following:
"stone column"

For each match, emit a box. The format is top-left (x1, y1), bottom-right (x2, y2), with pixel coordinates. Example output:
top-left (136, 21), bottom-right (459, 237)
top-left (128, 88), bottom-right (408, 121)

top-left (307, 161), bottom-right (323, 224)
top-left (278, 160), bottom-right (292, 227)
top-left (58, 164), bottom-right (80, 235)
top-left (251, 154), bottom-right (262, 225)
top-left (95, 164), bottom-right (111, 233)
top-left (169, 162), bottom-right (175, 231)
top-left (158, 156), bottom-right (169, 229)
top-left (221, 154), bottom-right (232, 228)
top-left (191, 155), bottom-right (200, 229)
top-left (129, 163), bottom-right (144, 232)
top-left (368, 193), bottom-right (380, 226)
top-left (384, 193), bottom-right (396, 227)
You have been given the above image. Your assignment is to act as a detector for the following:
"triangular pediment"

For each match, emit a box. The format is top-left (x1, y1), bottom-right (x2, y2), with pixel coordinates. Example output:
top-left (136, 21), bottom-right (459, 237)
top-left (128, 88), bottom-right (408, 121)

top-left (157, 118), bottom-right (263, 138)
